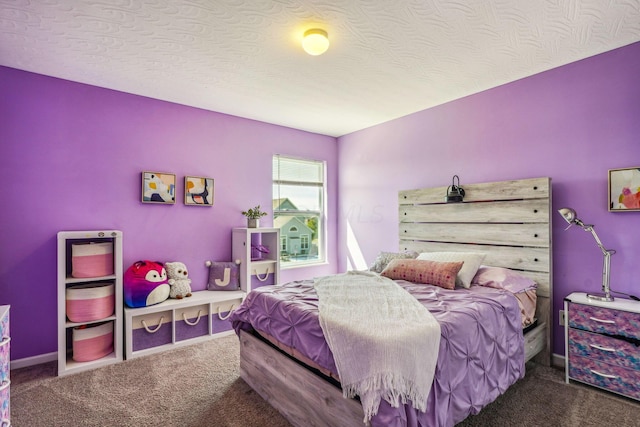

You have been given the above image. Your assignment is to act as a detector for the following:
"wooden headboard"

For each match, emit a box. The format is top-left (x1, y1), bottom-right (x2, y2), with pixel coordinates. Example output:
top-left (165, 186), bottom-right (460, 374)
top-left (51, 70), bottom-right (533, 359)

top-left (398, 177), bottom-right (552, 365)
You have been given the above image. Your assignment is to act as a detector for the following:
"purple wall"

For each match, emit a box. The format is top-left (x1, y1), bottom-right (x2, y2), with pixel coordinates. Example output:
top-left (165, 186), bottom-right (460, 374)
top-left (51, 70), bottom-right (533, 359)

top-left (0, 67), bottom-right (338, 360)
top-left (2, 42), bottom-right (639, 362)
top-left (338, 42), bottom-right (640, 357)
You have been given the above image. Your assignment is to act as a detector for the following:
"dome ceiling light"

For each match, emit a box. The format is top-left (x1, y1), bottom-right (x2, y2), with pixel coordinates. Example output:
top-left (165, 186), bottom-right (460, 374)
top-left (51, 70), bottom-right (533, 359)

top-left (302, 28), bottom-right (329, 56)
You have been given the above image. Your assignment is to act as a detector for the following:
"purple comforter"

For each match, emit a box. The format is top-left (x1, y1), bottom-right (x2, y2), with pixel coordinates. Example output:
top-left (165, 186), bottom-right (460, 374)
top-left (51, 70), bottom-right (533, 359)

top-left (231, 278), bottom-right (525, 427)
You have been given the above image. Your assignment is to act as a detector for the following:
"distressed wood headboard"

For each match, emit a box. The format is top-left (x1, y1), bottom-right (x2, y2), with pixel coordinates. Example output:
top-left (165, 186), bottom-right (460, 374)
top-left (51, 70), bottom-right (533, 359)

top-left (398, 177), bottom-right (552, 364)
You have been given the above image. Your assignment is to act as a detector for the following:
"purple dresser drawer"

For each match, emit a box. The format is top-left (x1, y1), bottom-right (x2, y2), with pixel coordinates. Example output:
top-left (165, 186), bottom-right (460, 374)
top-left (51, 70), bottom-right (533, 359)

top-left (0, 382), bottom-right (8, 426)
top-left (212, 299), bottom-right (242, 334)
top-left (0, 310), bottom-right (8, 385)
top-left (131, 311), bottom-right (172, 352)
top-left (569, 354), bottom-right (640, 399)
top-left (211, 314), bottom-right (233, 334)
top-left (0, 306), bottom-right (9, 425)
top-left (175, 304), bottom-right (209, 342)
top-left (568, 328), bottom-right (640, 370)
top-left (250, 263), bottom-right (275, 290)
top-left (568, 302), bottom-right (640, 340)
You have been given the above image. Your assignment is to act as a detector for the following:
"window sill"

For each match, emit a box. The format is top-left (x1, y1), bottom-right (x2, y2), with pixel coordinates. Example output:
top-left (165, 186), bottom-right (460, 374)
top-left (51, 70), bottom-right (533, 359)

top-left (281, 260), bottom-right (328, 270)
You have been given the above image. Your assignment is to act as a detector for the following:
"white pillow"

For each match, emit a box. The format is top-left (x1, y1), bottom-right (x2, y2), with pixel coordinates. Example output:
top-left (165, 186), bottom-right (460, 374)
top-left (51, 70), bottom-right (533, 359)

top-left (368, 250), bottom-right (419, 273)
top-left (416, 252), bottom-right (486, 288)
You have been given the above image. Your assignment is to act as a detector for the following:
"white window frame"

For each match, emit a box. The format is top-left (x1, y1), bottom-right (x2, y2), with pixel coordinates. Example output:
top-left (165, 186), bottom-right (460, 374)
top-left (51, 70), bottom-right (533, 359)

top-left (273, 155), bottom-right (326, 269)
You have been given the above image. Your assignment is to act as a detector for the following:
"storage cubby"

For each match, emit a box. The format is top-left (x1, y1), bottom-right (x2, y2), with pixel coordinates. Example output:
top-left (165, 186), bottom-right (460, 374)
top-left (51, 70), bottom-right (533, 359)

top-left (124, 290), bottom-right (244, 359)
top-left (57, 230), bottom-right (123, 376)
top-left (232, 227), bottom-right (280, 292)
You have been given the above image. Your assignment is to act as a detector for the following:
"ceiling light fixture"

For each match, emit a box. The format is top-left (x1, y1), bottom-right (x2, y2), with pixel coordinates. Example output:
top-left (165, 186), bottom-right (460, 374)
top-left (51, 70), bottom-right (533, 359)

top-left (302, 28), bottom-right (329, 56)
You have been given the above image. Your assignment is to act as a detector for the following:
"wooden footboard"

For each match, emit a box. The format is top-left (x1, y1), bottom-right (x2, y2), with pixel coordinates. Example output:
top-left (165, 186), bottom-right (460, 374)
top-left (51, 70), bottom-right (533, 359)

top-left (239, 329), bottom-right (364, 427)
top-left (240, 325), bottom-right (544, 426)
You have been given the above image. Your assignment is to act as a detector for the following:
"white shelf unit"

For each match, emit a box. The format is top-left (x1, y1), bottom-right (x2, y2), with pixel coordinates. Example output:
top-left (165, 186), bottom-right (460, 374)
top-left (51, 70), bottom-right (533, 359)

top-left (232, 227), bottom-right (280, 293)
top-left (124, 290), bottom-right (244, 359)
top-left (57, 230), bottom-right (123, 376)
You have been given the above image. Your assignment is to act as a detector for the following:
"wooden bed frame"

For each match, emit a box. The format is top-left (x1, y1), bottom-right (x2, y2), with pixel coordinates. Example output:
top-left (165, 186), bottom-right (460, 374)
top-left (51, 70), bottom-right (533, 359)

top-left (239, 177), bottom-right (553, 426)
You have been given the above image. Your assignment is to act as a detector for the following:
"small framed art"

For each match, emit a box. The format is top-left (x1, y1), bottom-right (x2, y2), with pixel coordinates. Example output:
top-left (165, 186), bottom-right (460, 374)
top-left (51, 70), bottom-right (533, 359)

top-left (185, 176), bottom-right (214, 206)
top-left (609, 167), bottom-right (640, 211)
top-left (141, 171), bottom-right (176, 204)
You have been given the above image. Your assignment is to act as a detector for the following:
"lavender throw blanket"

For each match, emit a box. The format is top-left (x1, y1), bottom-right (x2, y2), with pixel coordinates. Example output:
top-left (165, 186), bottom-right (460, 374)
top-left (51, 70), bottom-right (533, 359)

top-left (314, 271), bottom-right (440, 423)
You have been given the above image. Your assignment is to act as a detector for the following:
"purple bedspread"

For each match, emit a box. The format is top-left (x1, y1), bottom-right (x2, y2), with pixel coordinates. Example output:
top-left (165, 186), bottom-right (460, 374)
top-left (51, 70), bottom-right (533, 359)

top-left (231, 278), bottom-right (525, 427)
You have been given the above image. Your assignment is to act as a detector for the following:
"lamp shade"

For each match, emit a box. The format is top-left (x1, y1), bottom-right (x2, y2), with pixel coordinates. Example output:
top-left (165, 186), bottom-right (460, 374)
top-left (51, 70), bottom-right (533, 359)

top-left (445, 175), bottom-right (465, 203)
top-left (302, 29), bottom-right (329, 56)
top-left (558, 207), bottom-right (577, 224)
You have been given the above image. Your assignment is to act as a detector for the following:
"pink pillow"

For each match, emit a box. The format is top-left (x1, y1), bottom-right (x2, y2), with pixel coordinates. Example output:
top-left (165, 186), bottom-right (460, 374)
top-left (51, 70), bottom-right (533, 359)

top-left (381, 259), bottom-right (464, 290)
top-left (471, 266), bottom-right (537, 293)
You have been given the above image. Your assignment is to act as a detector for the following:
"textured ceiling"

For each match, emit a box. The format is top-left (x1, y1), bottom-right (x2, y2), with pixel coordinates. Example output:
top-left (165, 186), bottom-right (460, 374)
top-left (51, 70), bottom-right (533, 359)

top-left (1, 0), bottom-right (639, 137)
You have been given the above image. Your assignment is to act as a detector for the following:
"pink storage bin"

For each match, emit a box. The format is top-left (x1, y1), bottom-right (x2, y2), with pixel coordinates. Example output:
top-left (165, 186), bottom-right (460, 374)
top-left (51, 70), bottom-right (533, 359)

top-left (66, 282), bottom-right (115, 323)
top-left (71, 242), bottom-right (114, 278)
top-left (72, 321), bottom-right (113, 362)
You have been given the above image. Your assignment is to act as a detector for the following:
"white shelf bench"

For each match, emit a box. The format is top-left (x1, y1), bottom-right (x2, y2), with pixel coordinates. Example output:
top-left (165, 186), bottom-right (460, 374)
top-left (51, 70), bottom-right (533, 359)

top-left (124, 290), bottom-right (245, 359)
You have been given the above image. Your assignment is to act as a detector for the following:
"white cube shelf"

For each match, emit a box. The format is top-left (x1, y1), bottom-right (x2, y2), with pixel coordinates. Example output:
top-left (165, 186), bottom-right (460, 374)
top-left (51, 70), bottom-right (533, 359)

top-left (57, 230), bottom-right (123, 376)
top-left (124, 290), bottom-right (245, 359)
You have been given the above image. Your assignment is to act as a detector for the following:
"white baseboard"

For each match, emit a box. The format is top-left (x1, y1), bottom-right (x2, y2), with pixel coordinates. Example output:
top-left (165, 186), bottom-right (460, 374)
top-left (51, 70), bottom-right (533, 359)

top-left (552, 353), bottom-right (565, 369)
top-left (11, 351), bottom-right (56, 370)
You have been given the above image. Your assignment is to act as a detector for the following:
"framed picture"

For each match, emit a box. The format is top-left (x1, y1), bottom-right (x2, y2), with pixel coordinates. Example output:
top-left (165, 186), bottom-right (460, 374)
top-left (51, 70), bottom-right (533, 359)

top-left (609, 167), bottom-right (640, 211)
top-left (141, 171), bottom-right (176, 204)
top-left (184, 176), bottom-right (214, 206)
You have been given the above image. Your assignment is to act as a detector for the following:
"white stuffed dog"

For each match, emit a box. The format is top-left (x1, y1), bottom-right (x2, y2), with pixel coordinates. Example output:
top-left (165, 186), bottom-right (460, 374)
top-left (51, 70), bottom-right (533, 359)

top-left (165, 261), bottom-right (193, 299)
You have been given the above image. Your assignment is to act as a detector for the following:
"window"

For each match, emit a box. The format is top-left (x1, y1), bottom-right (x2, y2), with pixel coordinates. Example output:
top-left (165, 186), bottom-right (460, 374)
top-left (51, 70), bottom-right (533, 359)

top-left (273, 155), bottom-right (325, 268)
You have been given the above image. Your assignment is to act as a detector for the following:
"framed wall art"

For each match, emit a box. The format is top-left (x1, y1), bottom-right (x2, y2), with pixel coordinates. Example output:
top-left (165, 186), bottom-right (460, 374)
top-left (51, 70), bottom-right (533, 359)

top-left (141, 171), bottom-right (176, 204)
top-left (184, 176), bottom-right (214, 206)
top-left (609, 167), bottom-right (640, 211)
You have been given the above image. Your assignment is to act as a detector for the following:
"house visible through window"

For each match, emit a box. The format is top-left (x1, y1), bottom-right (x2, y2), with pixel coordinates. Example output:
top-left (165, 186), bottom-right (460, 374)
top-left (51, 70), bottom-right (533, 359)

top-left (273, 155), bottom-right (325, 268)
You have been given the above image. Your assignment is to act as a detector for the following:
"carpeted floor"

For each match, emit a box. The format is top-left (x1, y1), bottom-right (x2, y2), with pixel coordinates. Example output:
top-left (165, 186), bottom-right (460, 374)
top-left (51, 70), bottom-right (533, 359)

top-left (10, 334), bottom-right (640, 426)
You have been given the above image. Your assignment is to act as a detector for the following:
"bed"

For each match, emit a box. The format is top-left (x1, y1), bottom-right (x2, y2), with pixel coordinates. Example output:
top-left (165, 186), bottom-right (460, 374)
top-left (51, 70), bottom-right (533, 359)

top-left (231, 177), bottom-right (553, 427)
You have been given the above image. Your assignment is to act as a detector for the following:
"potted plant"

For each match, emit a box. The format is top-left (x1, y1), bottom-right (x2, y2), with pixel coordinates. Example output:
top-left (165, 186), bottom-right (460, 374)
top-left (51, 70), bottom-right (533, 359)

top-left (242, 205), bottom-right (268, 228)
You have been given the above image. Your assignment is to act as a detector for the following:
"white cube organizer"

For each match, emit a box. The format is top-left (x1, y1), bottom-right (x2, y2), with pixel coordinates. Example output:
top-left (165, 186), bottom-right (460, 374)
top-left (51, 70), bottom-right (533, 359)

top-left (232, 227), bottom-right (280, 293)
top-left (66, 282), bottom-right (115, 323)
top-left (72, 321), bottom-right (114, 362)
top-left (58, 230), bottom-right (123, 376)
top-left (125, 290), bottom-right (244, 359)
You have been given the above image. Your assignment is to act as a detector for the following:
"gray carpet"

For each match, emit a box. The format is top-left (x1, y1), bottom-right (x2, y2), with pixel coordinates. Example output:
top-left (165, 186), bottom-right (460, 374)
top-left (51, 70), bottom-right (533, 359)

top-left (10, 334), bottom-right (640, 426)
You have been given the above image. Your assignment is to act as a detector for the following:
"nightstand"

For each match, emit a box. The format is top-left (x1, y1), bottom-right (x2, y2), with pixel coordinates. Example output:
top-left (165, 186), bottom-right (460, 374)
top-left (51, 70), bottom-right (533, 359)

top-left (564, 292), bottom-right (640, 400)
